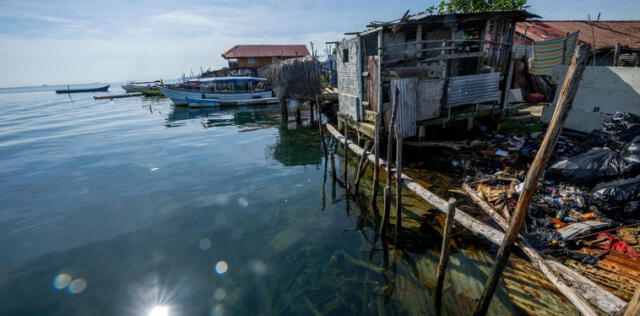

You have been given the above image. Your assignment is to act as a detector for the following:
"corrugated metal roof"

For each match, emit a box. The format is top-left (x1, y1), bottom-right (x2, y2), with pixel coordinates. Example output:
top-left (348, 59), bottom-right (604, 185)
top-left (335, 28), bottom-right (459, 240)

top-left (367, 9), bottom-right (539, 29)
top-left (222, 45), bottom-right (310, 58)
top-left (516, 21), bottom-right (640, 50)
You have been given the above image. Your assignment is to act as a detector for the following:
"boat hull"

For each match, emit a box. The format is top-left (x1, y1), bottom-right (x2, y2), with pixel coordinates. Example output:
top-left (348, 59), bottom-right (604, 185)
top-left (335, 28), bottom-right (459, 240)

top-left (56, 85), bottom-right (110, 94)
top-left (159, 86), bottom-right (272, 106)
top-left (186, 97), bottom-right (279, 108)
top-left (140, 90), bottom-right (163, 97)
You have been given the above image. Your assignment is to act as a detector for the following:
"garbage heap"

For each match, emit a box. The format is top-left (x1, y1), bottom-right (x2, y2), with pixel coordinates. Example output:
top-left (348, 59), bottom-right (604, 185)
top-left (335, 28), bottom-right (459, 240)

top-left (460, 112), bottom-right (640, 266)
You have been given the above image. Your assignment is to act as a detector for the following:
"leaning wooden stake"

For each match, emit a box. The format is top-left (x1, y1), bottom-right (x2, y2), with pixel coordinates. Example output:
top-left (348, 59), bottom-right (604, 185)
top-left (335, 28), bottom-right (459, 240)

top-left (317, 97), bottom-right (328, 159)
top-left (371, 109), bottom-right (382, 211)
top-left (354, 142), bottom-right (372, 194)
top-left (330, 152), bottom-right (337, 183)
top-left (325, 122), bottom-right (626, 315)
top-left (394, 130), bottom-right (403, 244)
top-left (382, 89), bottom-right (399, 236)
top-left (343, 118), bottom-right (349, 190)
top-left (623, 287), bottom-right (640, 316)
top-left (434, 198), bottom-right (456, 316)
top-left (473, 44), bottom-right (592, 316)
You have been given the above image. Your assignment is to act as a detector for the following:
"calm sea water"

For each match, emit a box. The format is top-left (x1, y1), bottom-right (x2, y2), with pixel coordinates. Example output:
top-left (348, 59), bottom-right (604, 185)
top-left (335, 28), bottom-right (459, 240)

top-left (0, 86), bottom-right (577, 315)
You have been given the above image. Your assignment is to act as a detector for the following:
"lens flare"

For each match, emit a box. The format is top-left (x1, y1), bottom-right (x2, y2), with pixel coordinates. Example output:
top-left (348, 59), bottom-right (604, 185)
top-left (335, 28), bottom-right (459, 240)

top-left (148, 305), bottom-right (169, 316)
top-left (215, 261), bottom-right (228, 274)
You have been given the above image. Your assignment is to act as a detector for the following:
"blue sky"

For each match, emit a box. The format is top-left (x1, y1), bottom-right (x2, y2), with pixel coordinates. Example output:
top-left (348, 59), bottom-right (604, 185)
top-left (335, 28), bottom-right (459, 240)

top-left (0, 0), bottom-right (636, 87)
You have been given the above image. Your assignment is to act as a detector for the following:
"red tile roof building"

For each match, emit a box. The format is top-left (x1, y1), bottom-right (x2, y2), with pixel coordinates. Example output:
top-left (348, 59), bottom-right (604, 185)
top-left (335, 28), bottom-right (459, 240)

top-left (221, 45), bottom-right (310, 76)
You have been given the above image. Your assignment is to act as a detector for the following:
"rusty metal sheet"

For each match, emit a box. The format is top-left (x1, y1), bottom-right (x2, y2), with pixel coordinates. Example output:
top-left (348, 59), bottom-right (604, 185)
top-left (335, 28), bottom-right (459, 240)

top-left (445, 72), bottom-right (500, 108)
top-left (366, 56), bottom-right (379, 113)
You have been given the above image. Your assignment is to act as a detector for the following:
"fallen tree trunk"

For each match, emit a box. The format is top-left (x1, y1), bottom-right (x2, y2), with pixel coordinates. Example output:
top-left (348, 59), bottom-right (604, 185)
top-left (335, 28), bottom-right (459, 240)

top-left (326, 123), bottom-right (626, 315)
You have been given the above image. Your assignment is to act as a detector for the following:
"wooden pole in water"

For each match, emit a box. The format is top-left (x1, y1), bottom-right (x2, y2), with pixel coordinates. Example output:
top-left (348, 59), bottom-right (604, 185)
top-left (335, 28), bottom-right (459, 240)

top-left (371, 28), bottom-right (384, 213)
top-left (382, 89), bottom-right (399, 236)
top-left (371, 109), bottom-right (382, 212)
top-left (309, 101), bottom-right (315, 125)
top-left (473, 44), bottom-right (591, 316)
top-left (317, 96), bottom-right (328, 160)
top-left (280, 96), bottom-right (288, 121)
top-left (330, 152), bottom-right (337, 183)
top-left (394, 130), bottom-right (403, 244)
top-left (343, 117), bottom-right (349, 191)
top-left (434, 198), bottom-right (456, 316)
top-left (354, 141), bottom-right (371, 195)
top-left (296, 106), bottom-right (302, 125)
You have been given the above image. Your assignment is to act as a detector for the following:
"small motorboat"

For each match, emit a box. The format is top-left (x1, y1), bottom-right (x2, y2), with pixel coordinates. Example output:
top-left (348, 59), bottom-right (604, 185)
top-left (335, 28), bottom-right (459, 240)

top-left (122, 80), bottom-right (161, 93)
top-left (56, 85), bottom-right (110, 94)
top-left (140, 89), bottom-right (163, 97)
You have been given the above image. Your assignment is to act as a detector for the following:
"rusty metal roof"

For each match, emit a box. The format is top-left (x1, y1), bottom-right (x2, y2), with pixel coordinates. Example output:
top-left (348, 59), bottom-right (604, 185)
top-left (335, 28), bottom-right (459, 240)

top-left (222, 45), bottom-right (310, 58)
top-left (516, 20), bottom-right (640, 50)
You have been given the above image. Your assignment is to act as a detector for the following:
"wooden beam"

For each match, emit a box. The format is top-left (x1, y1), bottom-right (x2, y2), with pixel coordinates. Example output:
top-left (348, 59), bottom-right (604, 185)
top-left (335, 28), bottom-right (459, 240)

top-left (325, 123), bottom-right (625, 315)
top-left (434, 198), bottom-right (456, 316)
top-left (473, 44), bottom-right (592, 316)
top-left (623, 287), bottom-right (640, 316)
top-left (614, 42), bottom-right (622, 66)
top-left (501, 52), bottom-right (516, 116)
top-left (394, 130), bottom-right (403, 244)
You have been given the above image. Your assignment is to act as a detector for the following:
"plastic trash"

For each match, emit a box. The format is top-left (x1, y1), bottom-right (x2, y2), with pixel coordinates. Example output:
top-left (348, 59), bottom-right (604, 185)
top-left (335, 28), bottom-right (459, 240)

top-left (602, 112), bottom-right (640, 150)
top-left (495, 149), bottom-right (509, 157)
top-left (547, 148), bottom-right (625, 184)
top-left (590, 175), bottom-right (640, 218)
top-left (619, 135), bottom-right (640, 173)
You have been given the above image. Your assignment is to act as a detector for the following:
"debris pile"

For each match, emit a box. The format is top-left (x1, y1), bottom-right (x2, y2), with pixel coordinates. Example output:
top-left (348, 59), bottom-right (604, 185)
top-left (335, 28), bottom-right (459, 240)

top-left (459, 113), bottom-right (640, 267)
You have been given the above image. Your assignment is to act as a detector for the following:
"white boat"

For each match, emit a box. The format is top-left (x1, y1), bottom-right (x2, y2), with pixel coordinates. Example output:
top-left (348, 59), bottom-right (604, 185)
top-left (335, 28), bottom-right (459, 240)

top-left (159, 77), bottom-right (273, 106)
top-left (122, 80), bottom-right (161, 93)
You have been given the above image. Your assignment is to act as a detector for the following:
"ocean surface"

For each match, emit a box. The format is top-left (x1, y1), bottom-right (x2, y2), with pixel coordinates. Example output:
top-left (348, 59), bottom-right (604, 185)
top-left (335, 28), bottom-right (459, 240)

top-left (0, 85), bottom-right (577, 315)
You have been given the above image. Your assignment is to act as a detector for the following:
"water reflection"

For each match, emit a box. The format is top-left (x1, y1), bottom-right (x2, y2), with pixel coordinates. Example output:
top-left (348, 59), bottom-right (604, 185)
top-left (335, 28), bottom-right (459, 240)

top-left (269, 123), bottom-right (323, 166)
top-left (165, 105), bottom-right (280, 128)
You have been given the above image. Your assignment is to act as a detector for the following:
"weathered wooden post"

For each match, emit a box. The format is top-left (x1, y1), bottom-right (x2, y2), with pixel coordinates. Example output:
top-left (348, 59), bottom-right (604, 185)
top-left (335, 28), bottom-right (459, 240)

top-left (317, 96), bottom-right (328, 160)
top-left (371, 28), bottom-right (384, 213)
top-left (354, 141), bottom-right (372, 195)
top-left (296, 106), bottom-right (302, 125)
top-left (473, 44), bottom-right (591, 316)
top-left (343, 118), bottom-right (349, 190)
top-left (623, 287), bottom-right (640, 316)
top-left (330, 151), bottom-right (337, 183)
top-left (394, 130), bottom-right (403, 244)
top-left (434, 198), bottom-right (456, 316)
top-left (382, 88), bottom-right (399, 237)
top-left (371, 109), bottom-right (382, 211)
top-left (280, 96), bottom-right (288, 121)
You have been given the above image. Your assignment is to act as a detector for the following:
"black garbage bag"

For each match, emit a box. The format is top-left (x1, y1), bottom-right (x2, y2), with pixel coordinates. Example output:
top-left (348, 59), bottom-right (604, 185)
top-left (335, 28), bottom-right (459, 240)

top-left (590, 175), bottom-right (640, 218)
top-left (547, 148), bottom-right (625, 184)
top-left (602, 112), bottom-right (640, 150)
top-left (620, 135), bottom-right (640, 173)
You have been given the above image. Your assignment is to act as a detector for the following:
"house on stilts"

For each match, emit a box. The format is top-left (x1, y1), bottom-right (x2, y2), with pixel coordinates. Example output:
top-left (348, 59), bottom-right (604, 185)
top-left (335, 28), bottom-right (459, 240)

top-left (334, 10), bottom-right (540, 140)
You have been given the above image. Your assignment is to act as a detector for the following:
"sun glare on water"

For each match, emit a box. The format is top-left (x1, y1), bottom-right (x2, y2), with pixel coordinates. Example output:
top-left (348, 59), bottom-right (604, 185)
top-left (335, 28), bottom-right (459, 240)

top-left (148, 305), bottom-right (169, 316)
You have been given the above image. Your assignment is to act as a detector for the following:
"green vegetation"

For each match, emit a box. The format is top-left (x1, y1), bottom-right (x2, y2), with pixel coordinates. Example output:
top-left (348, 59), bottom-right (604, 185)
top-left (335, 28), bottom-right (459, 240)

top-left (427, 0), bottom-right (528, 14)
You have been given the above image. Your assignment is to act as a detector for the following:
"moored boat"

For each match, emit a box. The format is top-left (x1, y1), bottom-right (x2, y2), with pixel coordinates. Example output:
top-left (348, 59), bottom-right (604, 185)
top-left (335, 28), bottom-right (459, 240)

top-left (159, 77), bottom-right (273, 106)
top-left (140, 89), bottom-right (163, 97)
top-left (122, 80), bottom-right (161, 93)
top-left (55, 85), bottom-right (110, 94)
top-left (93, 93), bottom-right (142, 100)
top-left (186, 96), bottom-right (279, 108)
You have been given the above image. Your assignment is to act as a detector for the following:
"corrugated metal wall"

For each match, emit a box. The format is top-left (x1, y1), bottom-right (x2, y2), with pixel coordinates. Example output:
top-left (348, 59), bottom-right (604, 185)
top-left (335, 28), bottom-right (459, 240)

top-left (416, 79), bottom-right (444, 121)
top-left (391, 78), bottom-right (418, 138)
top-left (445, 72), bottom-right (500, 108)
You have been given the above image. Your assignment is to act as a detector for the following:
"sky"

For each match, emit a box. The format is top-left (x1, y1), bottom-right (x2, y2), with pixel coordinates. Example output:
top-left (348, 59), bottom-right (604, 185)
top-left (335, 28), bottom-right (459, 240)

top-left (0, 0), bottom-right (637, 87)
